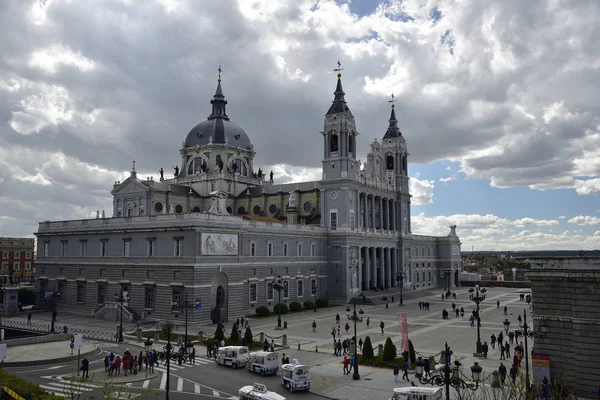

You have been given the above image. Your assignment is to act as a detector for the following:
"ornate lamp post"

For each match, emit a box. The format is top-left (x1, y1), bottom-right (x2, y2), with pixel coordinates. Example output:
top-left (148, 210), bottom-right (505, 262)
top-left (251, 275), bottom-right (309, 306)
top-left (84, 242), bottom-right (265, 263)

top-left (48, 286), bottom-right (61, 333)
top-left (313, 284), bottom-right (318, 312)
top-left (114, 291), bottom-right (129, 343)
top-left (272, 276), bottom-right (287, 329)
top-left (415, 342), bottom-right (482, 400)
top-left (468, 285), bottom-right (486, 355)
top-left (443, 270), bottom-right (453, 297)
top-left (514, 309), bottom-right (547, 392)
top-left (395, 272), bottom-right (405, 305)
top-left (503, 319), bottom-right (511, 335)
top-left (0, 286), bottom-right (5, 341)
top-left (345, 299), bottom-right (364, 380)
top-left (165, 324), bottom-right (173, 400)
top-left (173, 292), bottom-right (200, 354)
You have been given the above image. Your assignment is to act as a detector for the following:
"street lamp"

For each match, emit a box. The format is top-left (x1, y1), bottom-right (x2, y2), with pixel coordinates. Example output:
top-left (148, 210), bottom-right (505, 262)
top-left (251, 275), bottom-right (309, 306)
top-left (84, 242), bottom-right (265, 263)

top-left (395, 272), bottom-right (405, 305)
top-left (345, 299), bottom-right (364, 380)
top-left (313, 284), bottom-right (318, 312)
top-left (164, 323), bottom-right (173, 400)
top-left (173, 292), bottom-right (200, 354)
top-left (469, 285), bottom-right (486, 356)
top-left (272, 276), bottom-right (287, 329)
top-left (114, 291), bottom-right (129, 343)
top-left (514, 309), bottom-right (547, 392)
top-left (443, 271), bottom-right (452, 297)
top-left (0, 287), bottom-right (5, 341)
top-left (415, 342), bottom-right (482, 400)
top-left (503, 319), bottom-right (511, 335)
top-left (48, 286), bottom-right (60, 333)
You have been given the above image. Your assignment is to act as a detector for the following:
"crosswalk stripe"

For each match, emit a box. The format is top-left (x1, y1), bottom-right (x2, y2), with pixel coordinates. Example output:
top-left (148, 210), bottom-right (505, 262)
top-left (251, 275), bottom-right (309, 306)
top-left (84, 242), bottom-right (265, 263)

top-left (177, 378), bottom-right (183, 392)
top-left (142, 379), bottom-right (150, 389)
top-left (39, 384), bottom-right (85, 395)
top-left (213, 390), bottom-right (220, 397)
top-left (39, 388), bottom-right (66, 397)
top-left (159, 372), bottom-right (167, 390)
top-left (195, 384), bottom-right (201, 394)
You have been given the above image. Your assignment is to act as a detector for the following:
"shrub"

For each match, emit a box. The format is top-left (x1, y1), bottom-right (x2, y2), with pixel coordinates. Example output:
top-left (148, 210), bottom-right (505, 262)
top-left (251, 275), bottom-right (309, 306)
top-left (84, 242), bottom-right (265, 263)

top-left (0, 369), bottom-right (64, 400)
top-left (229, 323), bottom-right (240, 343)
top-left (408, 340), bottom-right (416, 367)
top-left (255, 306), bottom-right (271, 317)
top-left (289, 301), bottom-right (302, 312)
top-left (303, 300), bottom-right (315, 310)
top-left (273, 303), bottom-right (289, 314)
top-left (316, 297), bottom-right (329, 307)
top-left (244, 327), bottom-right (253, 344)
top-left (362, 336), bottom-right (374, 359)
top-left (382, 337), bottom-right (396, 362)
top-left (215, 322), bottom-right (225, 342)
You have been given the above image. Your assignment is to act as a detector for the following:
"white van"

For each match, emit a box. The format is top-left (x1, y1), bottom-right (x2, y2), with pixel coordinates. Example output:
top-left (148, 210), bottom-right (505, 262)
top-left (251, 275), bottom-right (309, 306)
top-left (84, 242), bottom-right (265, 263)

top-left (248, 351), bottom-right (279, 376)
top-left (239, 383), bottom-right (286, 400)
top-left (389, 387), bottom-right (443, 400)
top-left (216, 345), bottom-right (249, 369)
top-left (281, 363), bottom-right (310, 392)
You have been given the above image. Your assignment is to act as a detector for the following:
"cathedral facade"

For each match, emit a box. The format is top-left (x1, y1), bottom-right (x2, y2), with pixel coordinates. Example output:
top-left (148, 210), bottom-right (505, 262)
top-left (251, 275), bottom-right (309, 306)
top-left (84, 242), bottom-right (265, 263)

top-left (35, 71), bottom-right (462, 325)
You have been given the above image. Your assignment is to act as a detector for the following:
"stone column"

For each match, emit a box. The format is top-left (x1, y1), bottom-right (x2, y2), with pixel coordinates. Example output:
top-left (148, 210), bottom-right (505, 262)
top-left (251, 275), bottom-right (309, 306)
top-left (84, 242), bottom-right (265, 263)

top-left (391, 248), bottom-right (396, 287)
top-left (364, 247), bottom-right (371, 291)
top-left (379, 197), bottom-right (383, 230)
top-left (363, 193), bottom-right (367, 228)
top-left (392, 200), bottom-right (397, 232)
top-left (386, 248), bottom-right (392, 288)
top-left (371, 247), bottom-right (377, 290)
top-left (382, 248), bottom-right (388, 289)
top-left (370, 195), bottom-right (375, 230)
top-left (358, 246), bottom-right (363, 291)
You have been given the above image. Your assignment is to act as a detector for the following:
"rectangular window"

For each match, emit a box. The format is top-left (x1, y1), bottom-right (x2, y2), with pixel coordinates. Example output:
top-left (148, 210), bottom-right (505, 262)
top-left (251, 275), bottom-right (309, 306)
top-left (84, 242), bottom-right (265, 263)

top-left (297, 280), bottom-right (304, 297)
top-left (43, 242), bottom-right (49, 257)
top-left (267, 242), bottom-right (273, 257)
top-left (14, 251), bottom-right (20, 258)
top-left (297, 243), bottom-right (303, 257)
top-left (311, 279), bottom-right (317, 296)
top-left (147, 239), bottom-right (155, 257)
top-left (145, 287), bottom-right (155, 309)
top-left (60, 241), bottom-right (67, 257)
top-left (79, 268), bottom-right (83, 276)
top-left (100, 240), bottom-right (107, 257)
top-left (416, 271), bottom-right (419, 283)
top-left (350, 210), bottom-right (355, 229)
top-left (250, 268), bottom-right (256, 276)
top-left (174, 238), bottom-right (182, 257)
top-left (26, 251), bottom-right (31, 258)
top-left (25, 262), bottom-right (31, 271)
top-left (79, 241), bottom-right (87, 257)
top-left (283, 243), bottom-right (288, 257)
top-left (330, 211), bottom-right (338, 230)
top-left (57, 282), bottom-right (65, 300)
top-left (311, 244), bottom-right (316, 257)
top-left (266, 282), bottom-right (274, 301)
top-left (77, 282), bottom-right (85, 303)
top-left (249, 282), bottom-right (257, 303)
top-left (283, 280), bottom-right (289, 299)
top-left (171, 287), bottom-right (182, 310)
top-left (1, 262), bottom-right (7, 271)
top-left (97, 284), bottom-right (106, 304)
top-left (40, 280), bottom-right (48, 296)
top-left (123, 241), bottom-right (130, 257)
top-left (250, 242), bottom-right (256, 257)
top-left (2, 251), bottom-right (7, 258)
top-left (173, 271), bottom-right (181, 280)
top-left (147, 270), bottom-right (154, 279)
top-left (14, 262), bottom-right (20, 271)
top-left (60, 267), bottom-right (64, 275)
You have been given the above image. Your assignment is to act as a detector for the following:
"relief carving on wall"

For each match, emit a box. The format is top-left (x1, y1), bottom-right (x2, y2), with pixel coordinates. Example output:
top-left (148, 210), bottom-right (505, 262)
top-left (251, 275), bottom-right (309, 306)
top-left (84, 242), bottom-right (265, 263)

top-left (201, 233), bottom-right (238, 256)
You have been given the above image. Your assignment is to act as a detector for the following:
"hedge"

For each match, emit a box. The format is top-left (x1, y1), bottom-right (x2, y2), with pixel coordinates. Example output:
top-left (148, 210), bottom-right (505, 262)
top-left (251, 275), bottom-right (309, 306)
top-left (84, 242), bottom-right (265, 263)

top-left (229, 323), bottom-right (240, 343)
top-left (316, 298), bottom-right (329, 307)
top-left (255, 306), bottom-right (270, 317)
top-left (0, 369), bottom-right (62, 400)
top-left (289, 301), bottom-right (302, 312)
top-left (382, 337), bottom-right (396, 362)
top-left (273, 303), bottom-right (289, 314)
top-left (362, 336), bottom-right (374, 359)
top-left (303, 300), bottom-right (315, 310)
top-left (244, 327), bottom-right (254, 344)
top-left (215, 322), bottom-right (225, 341)
top-left (358, 354), bottom-right (407, 369)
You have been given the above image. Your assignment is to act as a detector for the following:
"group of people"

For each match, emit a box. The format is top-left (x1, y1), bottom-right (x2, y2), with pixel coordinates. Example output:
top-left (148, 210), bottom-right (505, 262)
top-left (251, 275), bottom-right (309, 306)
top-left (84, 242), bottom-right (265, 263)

top-left (104, 349), bottom-right (155, 377)
top-left (332, 338), bottom-right (355, 356)
top-left (418, 301), bottom-right (431, 310)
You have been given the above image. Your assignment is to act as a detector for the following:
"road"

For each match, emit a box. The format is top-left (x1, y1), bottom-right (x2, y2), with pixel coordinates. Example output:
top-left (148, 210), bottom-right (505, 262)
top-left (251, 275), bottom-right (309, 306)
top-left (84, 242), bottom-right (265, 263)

top-left (6, 343), bottom-right (326, 400)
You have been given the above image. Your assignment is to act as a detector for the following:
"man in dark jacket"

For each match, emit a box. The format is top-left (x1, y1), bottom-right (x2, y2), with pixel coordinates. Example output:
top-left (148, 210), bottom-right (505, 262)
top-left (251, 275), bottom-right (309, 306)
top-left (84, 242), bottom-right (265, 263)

top-left (81, 357), bottom-right (90, 378)
top-left (402, 361), bottom-right (409, 380)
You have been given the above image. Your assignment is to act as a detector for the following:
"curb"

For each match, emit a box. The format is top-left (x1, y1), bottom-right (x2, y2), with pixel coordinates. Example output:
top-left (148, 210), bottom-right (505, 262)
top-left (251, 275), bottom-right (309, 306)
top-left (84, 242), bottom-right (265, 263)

top-left (1, 347), bottom-right (102, 367)
top-left (62, 370), bottom-right (160, 384)
top-left (310, 391), bottom-right (340, 400)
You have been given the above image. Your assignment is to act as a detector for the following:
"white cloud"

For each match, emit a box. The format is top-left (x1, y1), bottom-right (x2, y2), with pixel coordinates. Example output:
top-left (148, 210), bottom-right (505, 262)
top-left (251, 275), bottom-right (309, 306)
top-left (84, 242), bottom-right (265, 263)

top-left (568, 215), bottom-right (600, 226)
top-left (439, 175), bottom-right (456, 183)
top-left (573, 178), bottom-right (600, 195)
top-left (410, 177), bottom-right (434, 205)
top-left (29, 44), bottom-right (95, 73)
top-left (513, 217), bottom-right (559, 227)
top-left (558, 216), bottom-right (566, 219)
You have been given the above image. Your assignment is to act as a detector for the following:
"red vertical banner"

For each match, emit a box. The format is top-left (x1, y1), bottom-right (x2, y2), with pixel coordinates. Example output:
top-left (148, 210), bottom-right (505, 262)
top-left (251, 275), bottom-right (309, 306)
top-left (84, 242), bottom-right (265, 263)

top-left (398, 313), bottom-right (409, 352)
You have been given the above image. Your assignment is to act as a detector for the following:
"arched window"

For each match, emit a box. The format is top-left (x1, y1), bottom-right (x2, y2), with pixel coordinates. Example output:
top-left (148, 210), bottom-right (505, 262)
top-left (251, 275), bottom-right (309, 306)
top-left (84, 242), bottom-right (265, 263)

top-left (330, 134), bottom-right (338, 152)
top-left (187, 156), bottom-right (208, 175)
top-left (386, 155), bottom-right (394, 170)
top-left (229, 157), bottom-right (249, 176)
top-left (348, 136), bottom-right (354, 154)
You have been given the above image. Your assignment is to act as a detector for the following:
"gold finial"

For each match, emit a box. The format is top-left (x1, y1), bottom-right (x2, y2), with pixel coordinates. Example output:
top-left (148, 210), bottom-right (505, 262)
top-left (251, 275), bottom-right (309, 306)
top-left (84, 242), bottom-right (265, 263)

top-left (389, 93), bottom-right (396, 108)
top-left (217, 65), bottom-right (222, 82)
top-left (333, 59), bottom-right (344, 78)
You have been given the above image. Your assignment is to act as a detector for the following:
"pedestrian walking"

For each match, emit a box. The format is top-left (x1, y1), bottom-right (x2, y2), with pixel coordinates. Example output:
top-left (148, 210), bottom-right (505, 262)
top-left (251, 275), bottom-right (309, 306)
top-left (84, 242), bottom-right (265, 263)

top-left (510, 365), bottom-right (518, 384)
top-left (504, 305), bottom-right (508, 315)
top-left (491, 334), bottom-right (496, 349)
top-left (190, 347), bottom-right (196, 364)
top-left (402, 360), bottom-right (409, 380)
top-left (27, 312), bottom-right (32, 325)
top-left (312, 320), bottom-right (317, 333)
top-left (104, 355), bottom-right (109, 371)
top-left (499, 363), bottom-right (507, 384)
top-left (336, 313), bottom-right (340, 325)
top-left (345, 322), bottom-right (350, 334)
top-left (81, 357), bottom-right (89, 378)
top-left (366, 317), bottom-right (370, 328)
top-left (483, 342), bottom-right (489, 359)
top-left (393, 363), bottom-right (399, 381)
top-left (358, 338), bottom-right (363, 351)
top-left (497, 300), bottom-right (500, 308)
top-left (424, 358), bottom-right (431, 378)
top-left (380, 321), bottom-right (385, 335)
top-left (343, 356), bottom-right (350, 375)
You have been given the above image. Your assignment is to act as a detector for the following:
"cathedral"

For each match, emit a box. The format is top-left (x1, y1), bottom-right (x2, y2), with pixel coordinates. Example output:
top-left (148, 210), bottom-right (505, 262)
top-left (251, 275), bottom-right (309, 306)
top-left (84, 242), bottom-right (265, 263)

top-left (35, 68), bottom-right (462, 325)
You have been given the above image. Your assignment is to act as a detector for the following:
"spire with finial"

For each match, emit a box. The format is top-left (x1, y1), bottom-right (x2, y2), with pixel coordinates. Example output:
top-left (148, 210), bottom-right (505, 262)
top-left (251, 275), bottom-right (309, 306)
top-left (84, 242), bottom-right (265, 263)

top-left (383, 93), bottom-right (403, 139)
top-left (130, 159), bottom-right (137, 178)
top-left (327, 60), bottom-right (352, 116)
top-left (209, 65), bottom-right (229, 120)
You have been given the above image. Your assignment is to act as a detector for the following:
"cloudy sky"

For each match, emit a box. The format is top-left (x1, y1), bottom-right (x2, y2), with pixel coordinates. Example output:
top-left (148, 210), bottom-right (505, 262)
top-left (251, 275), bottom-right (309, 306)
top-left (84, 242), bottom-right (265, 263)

top-left (1, 0), bottom-right (599, 251)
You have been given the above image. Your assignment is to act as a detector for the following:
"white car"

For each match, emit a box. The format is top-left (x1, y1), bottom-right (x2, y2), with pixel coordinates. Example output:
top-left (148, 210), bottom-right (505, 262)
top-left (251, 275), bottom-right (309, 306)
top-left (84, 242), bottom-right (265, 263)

top-left (239, 383), bottom-right (287, 400)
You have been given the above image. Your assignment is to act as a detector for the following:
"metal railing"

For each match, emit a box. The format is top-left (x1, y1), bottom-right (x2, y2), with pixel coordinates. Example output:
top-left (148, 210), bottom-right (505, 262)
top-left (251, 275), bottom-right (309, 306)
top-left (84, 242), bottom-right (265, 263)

top-left (67, 327), bottom-right (118, 342)
top-left (1, 319), bottom-right (50, 333)
top-left (1, 319), bottom-right (118, 342)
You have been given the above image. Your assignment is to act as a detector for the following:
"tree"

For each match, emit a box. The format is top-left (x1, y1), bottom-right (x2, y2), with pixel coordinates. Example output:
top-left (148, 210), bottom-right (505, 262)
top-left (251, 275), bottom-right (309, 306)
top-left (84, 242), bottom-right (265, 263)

top-left (362, 336), bottom-right (374, 359)
top-left (244, 326), bottom-right (253, 344)
top-left (382, 337), bottom-right (396, 362)
top-left (214, 322), bottom-right (225, 342)
top-left (229, 323), bottom-right (240, 343)
top-left (408, 340), bottom-right (416, 367)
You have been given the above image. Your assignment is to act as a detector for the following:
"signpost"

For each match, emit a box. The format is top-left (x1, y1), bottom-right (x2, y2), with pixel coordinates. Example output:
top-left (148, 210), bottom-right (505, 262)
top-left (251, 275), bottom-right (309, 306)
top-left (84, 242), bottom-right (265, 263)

top-left (74, 334), bottom-right (83, 376)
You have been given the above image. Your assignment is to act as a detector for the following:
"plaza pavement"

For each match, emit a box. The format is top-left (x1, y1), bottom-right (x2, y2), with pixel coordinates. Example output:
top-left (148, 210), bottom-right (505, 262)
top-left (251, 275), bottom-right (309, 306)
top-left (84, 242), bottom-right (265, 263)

top-left (5, 286), bottom-right (534, 400)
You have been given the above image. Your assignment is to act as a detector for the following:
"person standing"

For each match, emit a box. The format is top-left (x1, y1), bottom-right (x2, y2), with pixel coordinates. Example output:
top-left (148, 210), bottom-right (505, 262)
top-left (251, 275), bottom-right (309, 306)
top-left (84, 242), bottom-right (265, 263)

top-left (336, 313), bottom-right (340, 325)
top-left (510, 365), bottom-right (518, 384)
top-left (190, 346), bottom-right (196, 364)
top-left (343, 356), bottom-right (350, 375)
top-left (366, 317), bottom-right (370, 328)
top-left (312, 320), bottom-right (317, 333)
top-left (358, 338), bottom-right (363, 351)
top-left (498, 363), bottom-right (507, 384)
top-left (27, 312), bottom-right (32, 325)
top-left (380, 321), bottom-right (385, 335)
top-left (491, 334), bottom-right (496, 349)
top-left (504, 305), bottom-right (508, 316)
top-left (81, 357), bottom-right (89, 378)
top-left (393, 363), bottom-right (399, 381)
top-left (483, 342), bottom-right (489, 359)
top-left (497, 300), bottom-right (500, 308)
top-left (424, 358), bottom-right (431, 378)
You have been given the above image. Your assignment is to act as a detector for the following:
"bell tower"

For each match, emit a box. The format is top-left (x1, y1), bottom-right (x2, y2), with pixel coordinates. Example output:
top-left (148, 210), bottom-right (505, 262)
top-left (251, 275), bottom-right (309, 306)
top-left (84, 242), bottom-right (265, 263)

top-left (382, 95), bottom-right (411, 234)
top-left (322, 61), bottom-right (359, 181)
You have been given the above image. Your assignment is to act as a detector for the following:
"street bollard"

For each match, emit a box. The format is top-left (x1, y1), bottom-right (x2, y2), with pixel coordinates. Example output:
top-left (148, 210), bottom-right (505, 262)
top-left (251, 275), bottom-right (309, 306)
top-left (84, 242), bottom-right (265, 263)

top-left (260, 332), bottom-right (265, 343)
top-left (315, 346), bottom-right (318, 353)
top-left (282, 334), bottom-right (288, 347)
top-left (377, 344), bottom-right (384, 356)
top-left (386, 303), bottom-right (389, 309)
top-left (297, 343), bottom-right (301, 350)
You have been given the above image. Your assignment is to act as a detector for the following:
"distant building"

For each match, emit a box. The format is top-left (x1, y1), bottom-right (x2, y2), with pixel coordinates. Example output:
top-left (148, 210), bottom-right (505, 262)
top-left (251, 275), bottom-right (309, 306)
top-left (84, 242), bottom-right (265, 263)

top-left (0, 237), bottom-right (35, 284)
top-left (527, 257), bottom-right (600, 399)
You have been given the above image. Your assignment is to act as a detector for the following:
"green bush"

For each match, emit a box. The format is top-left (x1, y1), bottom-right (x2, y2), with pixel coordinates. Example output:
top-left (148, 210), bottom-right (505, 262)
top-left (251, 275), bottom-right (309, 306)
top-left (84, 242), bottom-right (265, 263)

top-left (289, 301), bottom-right (302, 312)
top-left (273, 303), bottom-right (289, 314)
top-left (255, 306), bottom-right (270, 317)
top-left (215, 322), bottom-right (225, 341)
top-left (358, 354), bottom-right (406, 369)
top-left (362, 336), bottom-right (374, 359)
top-left (0, 369), bottom-right (62, 400)
top-left (229, 323), bottom-right (240, 343)
top-left (316, 298), bottom-right (329, 307)
top-left (244, 327), bottom-right (253, 344)
top-left (303, 300), bottom-right (315, 309)
top-left (18, 288), bottom-right (36, 305)
top-left (382, 337), bottom-right (396, 362)
top-left (408, 340), bottom-right (416, 367)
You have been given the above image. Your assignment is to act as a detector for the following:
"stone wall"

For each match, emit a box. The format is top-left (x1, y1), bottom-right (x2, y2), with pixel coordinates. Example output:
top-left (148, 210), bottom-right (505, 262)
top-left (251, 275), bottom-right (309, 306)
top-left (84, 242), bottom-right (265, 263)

top-left (527, 269), bottom-right (600, 399)
top-left (5, 332), bottom-right (70, 347)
